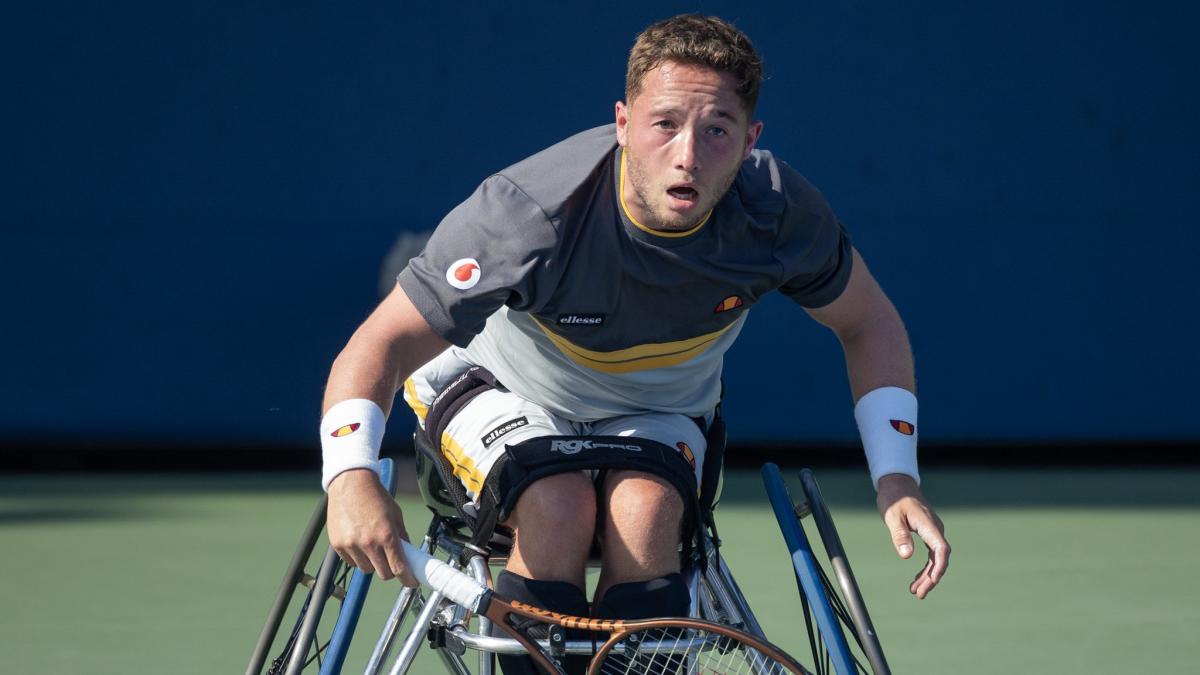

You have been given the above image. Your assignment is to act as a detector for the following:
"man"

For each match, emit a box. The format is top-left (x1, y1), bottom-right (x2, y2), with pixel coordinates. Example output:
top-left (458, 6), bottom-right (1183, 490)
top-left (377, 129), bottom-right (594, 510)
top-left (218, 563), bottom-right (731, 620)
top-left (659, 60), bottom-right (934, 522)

top-left (320, 13), bottom-right (949, 669)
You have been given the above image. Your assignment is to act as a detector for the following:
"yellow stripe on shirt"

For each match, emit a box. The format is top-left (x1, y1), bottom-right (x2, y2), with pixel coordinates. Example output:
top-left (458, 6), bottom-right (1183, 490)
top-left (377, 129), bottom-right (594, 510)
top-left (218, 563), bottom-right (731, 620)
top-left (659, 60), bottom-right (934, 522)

top-left (530, 317), bottom-right (736, 374)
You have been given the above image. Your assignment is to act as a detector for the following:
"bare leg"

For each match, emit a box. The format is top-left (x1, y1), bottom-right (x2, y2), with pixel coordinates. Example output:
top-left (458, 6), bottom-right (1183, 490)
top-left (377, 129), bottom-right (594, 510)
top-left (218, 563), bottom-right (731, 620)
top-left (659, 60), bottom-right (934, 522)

top-left (594, 469), bottom-right (684, 600)
top-left (503, 470), bottom-right (596, 590)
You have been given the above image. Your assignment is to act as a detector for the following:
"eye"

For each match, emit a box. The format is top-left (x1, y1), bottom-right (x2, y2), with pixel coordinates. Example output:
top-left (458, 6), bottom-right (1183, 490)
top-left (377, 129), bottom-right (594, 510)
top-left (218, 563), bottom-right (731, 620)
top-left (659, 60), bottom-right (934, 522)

top-left (653, 120), bottom-right (677, 131)
top-left (707, 126), bottom-right (728, 137)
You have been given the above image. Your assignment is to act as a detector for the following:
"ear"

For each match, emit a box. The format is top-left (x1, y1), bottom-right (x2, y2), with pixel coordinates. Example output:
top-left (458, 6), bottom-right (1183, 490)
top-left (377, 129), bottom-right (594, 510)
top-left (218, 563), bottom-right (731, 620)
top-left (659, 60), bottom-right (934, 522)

top-left (615, 100), bottom-right (630, 147)
top-left (742, 120), bottom-right (764, 160)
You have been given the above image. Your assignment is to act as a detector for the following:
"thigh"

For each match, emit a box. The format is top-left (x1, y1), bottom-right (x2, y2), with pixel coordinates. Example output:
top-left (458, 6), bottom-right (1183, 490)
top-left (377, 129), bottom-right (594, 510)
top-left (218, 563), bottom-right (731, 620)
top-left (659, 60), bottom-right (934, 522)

top-left (503, 469), bottom-right (597, 584)
top-left (589, 412), bottom-right (708, 583)
top-left (595, 468), bottom-right (685, 588)
top-left (436, 389), bottom-right (575, 500)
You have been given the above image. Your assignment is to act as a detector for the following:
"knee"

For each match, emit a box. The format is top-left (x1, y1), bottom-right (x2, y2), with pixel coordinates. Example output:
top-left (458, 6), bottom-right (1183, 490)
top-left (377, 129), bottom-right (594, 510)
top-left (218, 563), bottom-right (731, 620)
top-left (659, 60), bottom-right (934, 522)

top-left (506, 471), bottom-right (597, 557)
top-left (598, 471), bottom-right (686, 581)
top-left (604, 470), bottom-right (684, 529)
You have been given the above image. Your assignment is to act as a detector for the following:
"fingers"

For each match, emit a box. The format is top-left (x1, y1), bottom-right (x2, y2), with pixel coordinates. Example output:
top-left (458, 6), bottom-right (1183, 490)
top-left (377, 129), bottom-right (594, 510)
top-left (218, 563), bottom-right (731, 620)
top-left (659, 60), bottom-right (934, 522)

top-left (880, 489), bottom-right (952, 599)
top-left (327, 474), bottom-right (411, 583)
top-left (882, 507), bottom-right (914, 559)
top-left (333, 533), bottom-right (390, 579)
top-left (906, 513), bottom-right (951, 599)
top-left (919, 517), bottom-right (951, 585)
top-left (909, 557), bottom-right (936, 598)
top-left (909, 558), bottom-right (933, 595)
top-left (364, 545), bottom-right (395, 581)
top-left (338, 537), bottom-right (408, 583)
top-left (336, 546), bottom-right (376, 576)
top-left (383, 514), bottom-right (419, 587)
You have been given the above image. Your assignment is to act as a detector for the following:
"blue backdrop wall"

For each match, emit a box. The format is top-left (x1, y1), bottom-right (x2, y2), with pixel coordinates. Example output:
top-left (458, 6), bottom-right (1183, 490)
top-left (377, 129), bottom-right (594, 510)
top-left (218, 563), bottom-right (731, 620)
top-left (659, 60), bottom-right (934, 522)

top-left (3, 2), bottom-right (1197, 453)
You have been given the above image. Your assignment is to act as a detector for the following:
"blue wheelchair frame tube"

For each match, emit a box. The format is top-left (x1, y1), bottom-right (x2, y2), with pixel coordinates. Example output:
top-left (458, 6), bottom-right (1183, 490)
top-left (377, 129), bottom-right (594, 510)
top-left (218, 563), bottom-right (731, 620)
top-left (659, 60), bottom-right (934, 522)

top-left (762, 463), bottom-right (857, 675)
top-left (320, 458), bottom-right (396, 675)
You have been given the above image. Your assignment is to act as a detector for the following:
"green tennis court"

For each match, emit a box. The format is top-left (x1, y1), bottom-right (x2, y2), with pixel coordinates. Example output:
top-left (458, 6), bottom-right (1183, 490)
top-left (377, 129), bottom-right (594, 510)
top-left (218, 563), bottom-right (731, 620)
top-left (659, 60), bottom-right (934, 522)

top-left (2, 467), bottom-right (1197, 673)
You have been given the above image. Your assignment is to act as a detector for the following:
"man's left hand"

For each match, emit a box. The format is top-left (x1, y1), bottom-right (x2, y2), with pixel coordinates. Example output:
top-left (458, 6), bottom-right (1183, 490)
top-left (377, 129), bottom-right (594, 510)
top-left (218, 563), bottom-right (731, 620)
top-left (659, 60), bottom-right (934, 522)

top-left (876, 473), bottom-right (950, 599)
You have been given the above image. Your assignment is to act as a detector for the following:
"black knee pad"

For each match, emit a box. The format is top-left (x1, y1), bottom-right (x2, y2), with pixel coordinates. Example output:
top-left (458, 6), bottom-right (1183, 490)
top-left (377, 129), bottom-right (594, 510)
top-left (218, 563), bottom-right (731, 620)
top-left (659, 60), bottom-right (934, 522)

top-left (495, 571), bottom-right (589, 675)
top-left (593, 572), bottom-right (690, 620)
top-left (592, 574), bottom-right (691, 673)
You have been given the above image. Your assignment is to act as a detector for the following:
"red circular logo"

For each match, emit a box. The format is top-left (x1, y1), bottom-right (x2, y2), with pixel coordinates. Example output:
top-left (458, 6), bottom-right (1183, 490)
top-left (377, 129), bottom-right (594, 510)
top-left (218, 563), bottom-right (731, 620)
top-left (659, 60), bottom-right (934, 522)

top-left (445, 258), bottom-right (481, 289)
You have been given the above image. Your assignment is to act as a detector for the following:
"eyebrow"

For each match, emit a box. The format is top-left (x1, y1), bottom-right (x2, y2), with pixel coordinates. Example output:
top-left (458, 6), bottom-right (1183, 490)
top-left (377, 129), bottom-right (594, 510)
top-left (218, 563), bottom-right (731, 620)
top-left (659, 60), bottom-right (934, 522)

top-left (647, 106), bottom-right (743, 124)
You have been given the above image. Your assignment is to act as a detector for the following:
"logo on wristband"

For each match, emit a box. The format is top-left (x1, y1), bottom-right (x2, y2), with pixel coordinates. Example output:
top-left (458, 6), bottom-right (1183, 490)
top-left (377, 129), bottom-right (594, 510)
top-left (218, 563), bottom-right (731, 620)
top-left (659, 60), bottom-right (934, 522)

top-left (330, 422), bottom-right (361, 438)
top-left (890, 420), bottom-right (915, 435)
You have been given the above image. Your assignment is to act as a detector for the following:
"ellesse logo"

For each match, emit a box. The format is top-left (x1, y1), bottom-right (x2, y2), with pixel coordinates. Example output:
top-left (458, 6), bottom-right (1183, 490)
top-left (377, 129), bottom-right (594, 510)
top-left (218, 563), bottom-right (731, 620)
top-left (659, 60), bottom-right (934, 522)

top-left (890, 420), bottom-right (916, 436)
top-left (481, 416), bottom-right (528, 448)
top-left (330, 423), bottom-right (361, 438)
top-left (557, 313), bottom-right (605, 326)
top-left (445, 258), bottom-right (481, 290)
top-left (676, 441), bottom-right (696, 469)
top-left (714, 295), bottom-right (743, 313)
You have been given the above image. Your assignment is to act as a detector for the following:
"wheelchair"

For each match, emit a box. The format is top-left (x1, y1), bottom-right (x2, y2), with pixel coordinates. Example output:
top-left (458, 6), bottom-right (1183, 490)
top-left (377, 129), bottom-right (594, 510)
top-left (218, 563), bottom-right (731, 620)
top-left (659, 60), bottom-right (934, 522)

top-left (247, 415), bottom-right (892, 675)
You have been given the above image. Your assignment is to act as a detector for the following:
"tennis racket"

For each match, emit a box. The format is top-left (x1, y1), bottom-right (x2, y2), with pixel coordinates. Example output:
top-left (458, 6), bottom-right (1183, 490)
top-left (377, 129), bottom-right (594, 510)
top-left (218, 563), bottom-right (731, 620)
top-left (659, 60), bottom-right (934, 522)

top-left (399, 539), bottom-right (812, 675)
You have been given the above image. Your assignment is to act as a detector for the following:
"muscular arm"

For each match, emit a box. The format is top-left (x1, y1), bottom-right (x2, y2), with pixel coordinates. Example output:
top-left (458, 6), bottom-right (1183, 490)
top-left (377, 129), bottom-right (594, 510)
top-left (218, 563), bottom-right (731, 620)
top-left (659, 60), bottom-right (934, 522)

top-left (805, 247), bottom-right (951, 599)
top-left (322, 284), bottom-right (448, 416)
top-left (804, 248), bottom-right (914, 401)
top-left (323, 284), bottom-right (449, 585)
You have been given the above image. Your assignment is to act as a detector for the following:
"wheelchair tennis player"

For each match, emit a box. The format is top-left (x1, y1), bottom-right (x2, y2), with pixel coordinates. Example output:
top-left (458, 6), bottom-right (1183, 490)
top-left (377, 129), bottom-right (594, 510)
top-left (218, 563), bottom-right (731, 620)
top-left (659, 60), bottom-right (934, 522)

top-left (317, 14), bottom-right (950, 674)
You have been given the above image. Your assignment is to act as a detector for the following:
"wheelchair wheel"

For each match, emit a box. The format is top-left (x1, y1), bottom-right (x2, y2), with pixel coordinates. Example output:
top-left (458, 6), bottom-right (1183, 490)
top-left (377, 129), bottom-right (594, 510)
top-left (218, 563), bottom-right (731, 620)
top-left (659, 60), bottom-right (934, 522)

top-left (762, 463), bottom-right (859, 675)
top-left (246, 458), bottom-right (397, 675)
top-left (799, 469), bottom-right (891, 675)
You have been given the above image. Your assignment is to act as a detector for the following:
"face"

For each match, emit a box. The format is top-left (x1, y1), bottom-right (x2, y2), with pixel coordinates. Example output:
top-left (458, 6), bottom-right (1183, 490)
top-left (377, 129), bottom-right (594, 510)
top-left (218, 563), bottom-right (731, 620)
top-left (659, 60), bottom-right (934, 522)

top-left (615, 61), bottom-right (763, 232)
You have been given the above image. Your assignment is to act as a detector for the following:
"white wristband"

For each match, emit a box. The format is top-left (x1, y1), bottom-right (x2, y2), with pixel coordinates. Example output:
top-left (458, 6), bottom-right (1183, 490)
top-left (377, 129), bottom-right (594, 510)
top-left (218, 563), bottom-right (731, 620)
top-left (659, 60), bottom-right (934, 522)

top-left (320, 398), bottom-right (386, 491)
top-left (853, 386), bottom-right (920, 490)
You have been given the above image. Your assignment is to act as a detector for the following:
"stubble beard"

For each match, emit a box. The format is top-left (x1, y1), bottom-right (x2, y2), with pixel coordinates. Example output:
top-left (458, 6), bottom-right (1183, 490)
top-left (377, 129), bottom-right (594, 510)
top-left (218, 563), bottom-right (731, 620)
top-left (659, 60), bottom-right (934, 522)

top-left (625, 150), bottom-right (740, 232)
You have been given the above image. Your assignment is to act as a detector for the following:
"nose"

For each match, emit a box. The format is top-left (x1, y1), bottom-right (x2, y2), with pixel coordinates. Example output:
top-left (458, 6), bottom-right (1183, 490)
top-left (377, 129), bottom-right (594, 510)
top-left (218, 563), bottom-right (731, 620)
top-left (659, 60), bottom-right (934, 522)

top-left (672, 130), bottom-right (700, 173)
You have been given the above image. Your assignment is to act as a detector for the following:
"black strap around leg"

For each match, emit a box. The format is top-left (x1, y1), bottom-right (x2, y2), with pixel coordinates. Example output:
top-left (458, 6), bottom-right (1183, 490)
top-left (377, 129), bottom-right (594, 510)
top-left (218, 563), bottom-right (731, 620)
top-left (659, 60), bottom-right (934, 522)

top-left (488, 435), bottom-right (703, 564)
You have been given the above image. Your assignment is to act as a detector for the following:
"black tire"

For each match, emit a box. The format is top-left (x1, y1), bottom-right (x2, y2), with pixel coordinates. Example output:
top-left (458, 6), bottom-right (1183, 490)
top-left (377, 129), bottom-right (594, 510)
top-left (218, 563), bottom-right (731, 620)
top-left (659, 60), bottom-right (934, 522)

top-left (798, 468), bottom-right (891, 675)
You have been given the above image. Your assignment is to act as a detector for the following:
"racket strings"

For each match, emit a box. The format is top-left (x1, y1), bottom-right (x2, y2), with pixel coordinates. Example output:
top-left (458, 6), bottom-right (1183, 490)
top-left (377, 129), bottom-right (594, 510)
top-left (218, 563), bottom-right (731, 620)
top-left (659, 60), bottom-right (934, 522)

top-left (595, 626), bottom-right (797, 675)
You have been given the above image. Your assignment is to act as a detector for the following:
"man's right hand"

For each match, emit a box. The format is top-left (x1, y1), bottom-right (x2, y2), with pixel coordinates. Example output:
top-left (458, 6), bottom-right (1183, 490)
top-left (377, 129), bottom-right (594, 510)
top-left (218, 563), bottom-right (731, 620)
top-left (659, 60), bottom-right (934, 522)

top-left (326, 468), bottom-right (418, 586)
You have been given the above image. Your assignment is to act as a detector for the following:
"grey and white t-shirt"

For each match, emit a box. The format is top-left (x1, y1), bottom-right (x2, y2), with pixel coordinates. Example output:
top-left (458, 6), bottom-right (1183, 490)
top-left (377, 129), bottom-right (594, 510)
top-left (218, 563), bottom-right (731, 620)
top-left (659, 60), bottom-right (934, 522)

top-left (398, 124), bottom-right (852, 421)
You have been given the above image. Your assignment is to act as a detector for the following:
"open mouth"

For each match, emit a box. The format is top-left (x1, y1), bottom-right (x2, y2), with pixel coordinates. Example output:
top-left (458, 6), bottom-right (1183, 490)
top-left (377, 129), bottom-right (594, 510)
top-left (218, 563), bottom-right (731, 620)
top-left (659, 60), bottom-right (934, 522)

top-left (666, 186), bottom-right (698, 201)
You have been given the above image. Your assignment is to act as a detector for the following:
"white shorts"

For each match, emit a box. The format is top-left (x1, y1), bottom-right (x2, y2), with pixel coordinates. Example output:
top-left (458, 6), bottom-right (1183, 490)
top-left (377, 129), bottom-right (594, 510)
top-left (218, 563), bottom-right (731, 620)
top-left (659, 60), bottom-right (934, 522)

top-left (403, 349), bottom-right (709, 501)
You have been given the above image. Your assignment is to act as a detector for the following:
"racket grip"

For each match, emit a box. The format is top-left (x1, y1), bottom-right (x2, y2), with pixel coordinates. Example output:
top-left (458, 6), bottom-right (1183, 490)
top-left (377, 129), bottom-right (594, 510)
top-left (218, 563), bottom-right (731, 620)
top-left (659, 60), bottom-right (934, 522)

top-left (400, 539), bottom-right (487, 611)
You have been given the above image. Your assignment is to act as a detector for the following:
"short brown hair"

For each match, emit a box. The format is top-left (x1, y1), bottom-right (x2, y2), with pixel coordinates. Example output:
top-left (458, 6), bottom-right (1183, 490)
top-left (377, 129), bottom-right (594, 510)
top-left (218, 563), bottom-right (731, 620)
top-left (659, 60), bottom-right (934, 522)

top-left (625, 14), bottom-right (763, 114)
